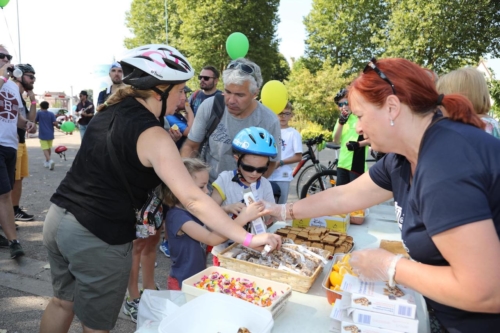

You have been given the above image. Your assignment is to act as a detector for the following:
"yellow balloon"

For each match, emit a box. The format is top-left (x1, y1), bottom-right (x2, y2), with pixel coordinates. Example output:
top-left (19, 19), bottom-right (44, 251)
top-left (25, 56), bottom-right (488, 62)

top-left (261, 80), bottom-right (288, 115)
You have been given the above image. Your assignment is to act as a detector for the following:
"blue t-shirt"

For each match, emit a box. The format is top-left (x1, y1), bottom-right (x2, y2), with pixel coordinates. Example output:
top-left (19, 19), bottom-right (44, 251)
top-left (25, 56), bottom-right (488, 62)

top-left (35, 110), bottom-right (56, 140)
top-left (166, 207), bottom-right (207, 284)
top-left (369, 118), bottom-right (500, 332)
top-left (188, 89), bottom-right (222, 115)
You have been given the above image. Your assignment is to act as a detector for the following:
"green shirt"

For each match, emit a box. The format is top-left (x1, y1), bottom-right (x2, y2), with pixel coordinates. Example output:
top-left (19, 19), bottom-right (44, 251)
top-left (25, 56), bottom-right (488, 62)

top-left (333, 115), bottom-right (367, 172)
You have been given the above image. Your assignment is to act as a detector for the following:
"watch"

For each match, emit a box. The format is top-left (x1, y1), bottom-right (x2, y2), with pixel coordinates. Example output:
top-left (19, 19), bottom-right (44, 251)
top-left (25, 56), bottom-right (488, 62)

top-left (387, 254), bottom-right (403, 287)
top-left (279, 160), bottom-right (284, 167)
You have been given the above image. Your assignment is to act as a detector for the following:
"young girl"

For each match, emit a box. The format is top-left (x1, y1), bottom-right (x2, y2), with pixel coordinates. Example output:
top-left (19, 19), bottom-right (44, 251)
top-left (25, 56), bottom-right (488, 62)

top-left (211, 127), bottom-right (278, 265)
top-left (163, 158), bottom-right (266, 290)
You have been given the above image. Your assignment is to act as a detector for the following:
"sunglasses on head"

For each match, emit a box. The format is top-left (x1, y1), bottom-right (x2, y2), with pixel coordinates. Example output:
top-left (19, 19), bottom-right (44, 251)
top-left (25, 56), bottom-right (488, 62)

top-left (337, 101), bottom-right (348, 107)
top-left (0, 53), bottom-right (13, 61)
top-left (227, 61), bottom-right (255, 76)
top-left (239, 161), bottom-right (268, 174)
top-left (363, 57), bottom-right (396, 95)
top-left (198, 75), bottom-right (214, 81)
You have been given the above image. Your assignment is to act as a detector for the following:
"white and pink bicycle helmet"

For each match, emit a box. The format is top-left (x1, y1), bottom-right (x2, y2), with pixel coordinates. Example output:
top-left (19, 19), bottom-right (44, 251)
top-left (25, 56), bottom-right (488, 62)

top-left (118, 44), bottom-right (194, 125)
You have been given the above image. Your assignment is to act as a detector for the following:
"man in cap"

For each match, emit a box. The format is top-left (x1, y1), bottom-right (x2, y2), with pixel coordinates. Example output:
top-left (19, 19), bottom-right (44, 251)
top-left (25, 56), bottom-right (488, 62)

top-left (97, 62), bottom-right (125, 106)
top-left (75, 90), bottom-right (94, 140)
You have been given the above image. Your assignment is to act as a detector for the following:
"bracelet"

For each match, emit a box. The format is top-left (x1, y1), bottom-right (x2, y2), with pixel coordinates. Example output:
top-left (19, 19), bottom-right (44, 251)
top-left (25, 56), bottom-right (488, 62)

top-left (242, 233), bottom-right (253, 247)
top-left (0, 76), bottom-right (7, 83)
top-left (288, 202), bottom-right (296, 220)
top-left (31, 101), bottom-right (36, 105)
top-left (387, 254), bottom-right (403, 287)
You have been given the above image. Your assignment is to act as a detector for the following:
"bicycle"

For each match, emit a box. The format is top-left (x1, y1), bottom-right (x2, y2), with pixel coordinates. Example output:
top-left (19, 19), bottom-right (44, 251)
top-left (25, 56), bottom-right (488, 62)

top-left (293, 135), bottom-right (341, 196)
top-left (299, 146), bottom-right (377, 199)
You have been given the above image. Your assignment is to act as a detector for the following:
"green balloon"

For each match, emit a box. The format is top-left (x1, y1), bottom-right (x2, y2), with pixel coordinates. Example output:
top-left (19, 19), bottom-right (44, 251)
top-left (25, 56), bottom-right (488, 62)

top-left (61, 121), bottom-right (75, 133)
top-left (0, 0), bottom-right (10, 8)
top-left (226, 32), bottom-right (249, 59)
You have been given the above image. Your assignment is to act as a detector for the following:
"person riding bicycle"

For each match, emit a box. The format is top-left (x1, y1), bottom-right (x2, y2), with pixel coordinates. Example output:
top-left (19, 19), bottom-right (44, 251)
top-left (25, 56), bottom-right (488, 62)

top-left (332, 88), bottom-right (369, 185)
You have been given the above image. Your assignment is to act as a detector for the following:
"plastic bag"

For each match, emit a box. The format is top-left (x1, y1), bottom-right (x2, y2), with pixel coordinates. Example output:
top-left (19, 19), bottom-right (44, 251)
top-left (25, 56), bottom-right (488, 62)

top-left (135, 290), bottom-right (187, 331)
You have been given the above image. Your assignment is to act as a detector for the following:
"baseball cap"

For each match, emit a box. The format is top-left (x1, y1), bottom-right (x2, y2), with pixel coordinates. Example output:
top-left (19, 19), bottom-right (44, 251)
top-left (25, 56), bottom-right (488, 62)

top-left (110, 62), bottom-right (122, 70)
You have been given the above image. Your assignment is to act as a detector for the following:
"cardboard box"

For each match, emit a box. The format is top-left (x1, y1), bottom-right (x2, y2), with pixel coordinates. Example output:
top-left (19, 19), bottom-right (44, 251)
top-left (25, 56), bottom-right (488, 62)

top-left (341, 321), bottom-right (401, 333)
top-left (293, 214), bottom-right (350, 232)
top-left (341, 275), bottom-right (417, 319)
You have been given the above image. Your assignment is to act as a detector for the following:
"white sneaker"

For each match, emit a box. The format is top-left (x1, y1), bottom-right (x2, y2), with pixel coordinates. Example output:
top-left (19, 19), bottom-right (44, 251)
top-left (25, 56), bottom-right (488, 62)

top-left (49, 160), bottom-right (55, 170)
top-left (44, 161), bottom-right (49, 168)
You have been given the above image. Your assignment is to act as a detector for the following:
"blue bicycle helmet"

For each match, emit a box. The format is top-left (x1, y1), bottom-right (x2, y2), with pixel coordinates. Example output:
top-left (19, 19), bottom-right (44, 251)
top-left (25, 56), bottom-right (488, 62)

top-left (232, 127), bottom-right (277, 158)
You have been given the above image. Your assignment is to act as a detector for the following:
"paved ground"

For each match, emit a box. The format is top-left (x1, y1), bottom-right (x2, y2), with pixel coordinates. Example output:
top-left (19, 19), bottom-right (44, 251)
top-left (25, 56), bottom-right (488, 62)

top-left (0, 129), bottom-right (336, 332)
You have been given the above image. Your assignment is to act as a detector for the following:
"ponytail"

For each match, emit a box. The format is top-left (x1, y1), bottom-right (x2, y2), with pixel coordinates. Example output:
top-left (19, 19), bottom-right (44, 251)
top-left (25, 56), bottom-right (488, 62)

top-left (440, 94), bottom-right (485, 129)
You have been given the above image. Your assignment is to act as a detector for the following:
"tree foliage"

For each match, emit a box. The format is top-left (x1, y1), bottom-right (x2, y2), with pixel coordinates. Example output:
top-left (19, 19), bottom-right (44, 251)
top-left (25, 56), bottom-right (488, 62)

top-left (124, 0), bottom-right (288, 88)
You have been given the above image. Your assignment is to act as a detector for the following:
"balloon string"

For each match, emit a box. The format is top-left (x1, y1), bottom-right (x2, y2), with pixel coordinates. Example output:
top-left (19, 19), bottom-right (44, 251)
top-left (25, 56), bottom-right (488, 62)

top-left (1, 7), bottom-right (20, 61)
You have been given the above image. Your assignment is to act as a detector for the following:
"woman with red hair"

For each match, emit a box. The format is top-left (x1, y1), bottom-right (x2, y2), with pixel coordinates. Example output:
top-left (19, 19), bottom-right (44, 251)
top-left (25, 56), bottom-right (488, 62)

top-left (268, 58), bottom-right (500, 332)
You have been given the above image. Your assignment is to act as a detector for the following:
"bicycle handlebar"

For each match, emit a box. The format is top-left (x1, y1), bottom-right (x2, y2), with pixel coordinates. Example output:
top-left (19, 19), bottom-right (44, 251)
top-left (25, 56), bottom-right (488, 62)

top-left (304, 134), bottom-right (325, 147)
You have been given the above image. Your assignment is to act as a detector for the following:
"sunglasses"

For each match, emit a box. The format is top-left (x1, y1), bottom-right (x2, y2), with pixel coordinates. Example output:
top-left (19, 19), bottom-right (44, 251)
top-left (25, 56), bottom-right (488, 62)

top-left (239, 161), bottom-right (268, 174)
top-left (24, 74), bottom-right (35, 80)
top-left (337, 101), bottom-right (348, 107)
top-left (0, 53), bottom-right (13, 61)
top-left (227, 61), bottom-right (255, 76)
top-left (198, 75), bottom-right (214, 81)
top-left (363, 57), bottom-right (396, 95)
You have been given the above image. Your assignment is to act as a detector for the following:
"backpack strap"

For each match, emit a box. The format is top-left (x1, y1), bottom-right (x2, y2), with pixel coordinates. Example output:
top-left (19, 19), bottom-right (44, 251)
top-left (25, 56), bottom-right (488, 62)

top-left (199, 93), bottom-right (224, 151)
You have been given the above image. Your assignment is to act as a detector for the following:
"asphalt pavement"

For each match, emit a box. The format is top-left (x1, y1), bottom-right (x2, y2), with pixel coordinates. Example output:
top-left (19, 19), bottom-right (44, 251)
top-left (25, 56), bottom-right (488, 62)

top-left (0, 129), bottom-right (339, 332)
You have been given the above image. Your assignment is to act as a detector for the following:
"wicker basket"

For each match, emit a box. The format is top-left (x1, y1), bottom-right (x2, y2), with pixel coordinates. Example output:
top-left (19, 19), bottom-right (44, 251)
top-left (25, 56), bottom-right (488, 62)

top-left (218, 242), bottom-right (324, 293)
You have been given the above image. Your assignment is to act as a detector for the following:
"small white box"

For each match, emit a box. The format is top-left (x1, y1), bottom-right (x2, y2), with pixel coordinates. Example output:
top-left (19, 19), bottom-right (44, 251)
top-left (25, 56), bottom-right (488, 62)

top-left (159, 292), bottom-right (273, 333)
top-left (182, 266), bottom-right (292, 318)
top-left (340, 321), bottom-right (401, 333)
top-left (341, 274), bottom-right (417, 319)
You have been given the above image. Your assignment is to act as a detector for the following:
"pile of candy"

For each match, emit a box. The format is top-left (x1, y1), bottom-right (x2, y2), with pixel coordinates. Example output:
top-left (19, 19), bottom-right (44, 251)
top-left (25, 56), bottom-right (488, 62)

top-left (193, 272), bottom-right (280, 307)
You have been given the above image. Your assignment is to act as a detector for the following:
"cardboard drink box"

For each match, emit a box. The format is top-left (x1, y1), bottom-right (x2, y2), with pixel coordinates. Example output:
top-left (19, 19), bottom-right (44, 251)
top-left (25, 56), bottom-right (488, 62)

top-left (340, 275), bottom-right (417, 319)
top-left (293, 214), bottom-right (350, 233)
top-left (330, 296), bottom-right (418, 333)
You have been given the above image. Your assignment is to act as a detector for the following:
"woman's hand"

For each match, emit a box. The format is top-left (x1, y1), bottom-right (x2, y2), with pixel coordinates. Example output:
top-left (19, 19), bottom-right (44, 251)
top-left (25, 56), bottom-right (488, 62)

top-left (263, 201), bottom-right (287, 221)
top-left (350, 248), bottom-right (402, 282)
top-left (249, 233), bottom-right (282, 252)
top-left (168, 128), bottom-right (182, 142)
top-left (239, 201), bottom-right (265, 222)
top-left (223, 202), bottom-right (246, 215)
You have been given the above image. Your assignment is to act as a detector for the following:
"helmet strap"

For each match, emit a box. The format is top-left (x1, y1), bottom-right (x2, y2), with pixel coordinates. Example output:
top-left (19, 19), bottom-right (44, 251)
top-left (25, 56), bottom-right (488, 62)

top-left (152, 85), bottom-right (174, 127)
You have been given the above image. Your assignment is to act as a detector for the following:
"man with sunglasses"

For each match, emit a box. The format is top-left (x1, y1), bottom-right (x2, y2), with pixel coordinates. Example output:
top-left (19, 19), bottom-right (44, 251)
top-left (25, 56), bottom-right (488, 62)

top-left (181, 58), bottom-right (281, 185)
top-left (332, 87), bottom-right (369, 186)
top-left (188, 65), bottom-right (222, 115)
top-left (11, 63), bottom-right (38, 224)
top-left (0, 45), bottom-right (35, 258)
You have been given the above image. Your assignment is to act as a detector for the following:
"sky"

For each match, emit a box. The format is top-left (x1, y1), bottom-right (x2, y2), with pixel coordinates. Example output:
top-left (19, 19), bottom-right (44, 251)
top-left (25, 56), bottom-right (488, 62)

top-left (1, 0), bottom-right (499, 96)
top-left (0, 0), bottom-right (313, 95)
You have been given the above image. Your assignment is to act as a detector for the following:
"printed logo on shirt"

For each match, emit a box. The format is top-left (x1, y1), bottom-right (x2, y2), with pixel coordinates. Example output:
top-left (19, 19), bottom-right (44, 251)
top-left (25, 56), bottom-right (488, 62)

top-left (211, 123), bottom-right (232, 144)
top-left (0, 89), bottom-right (20, 122)
top-left (281, 138), bottom-right (286, 151)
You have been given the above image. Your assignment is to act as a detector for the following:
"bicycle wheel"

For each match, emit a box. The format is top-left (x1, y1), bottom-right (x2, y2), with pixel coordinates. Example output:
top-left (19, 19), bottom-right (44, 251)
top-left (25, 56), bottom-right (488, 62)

top-left (300, 169), bottom-right (337, 199)
top-left (295, 163), bottom-right (327, 196)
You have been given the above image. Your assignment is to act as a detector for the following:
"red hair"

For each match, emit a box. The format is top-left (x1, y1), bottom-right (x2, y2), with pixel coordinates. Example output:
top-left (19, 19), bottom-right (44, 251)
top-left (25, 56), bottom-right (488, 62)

top-left (349, 58), bottom-right (484, 129)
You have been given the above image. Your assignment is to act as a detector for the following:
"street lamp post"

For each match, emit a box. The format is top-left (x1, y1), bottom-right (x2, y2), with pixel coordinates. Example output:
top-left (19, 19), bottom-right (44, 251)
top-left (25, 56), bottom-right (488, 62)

top-left (164, 0), bottom-right (168, 44)
top-left (16, 0), bottom-right (21, 62)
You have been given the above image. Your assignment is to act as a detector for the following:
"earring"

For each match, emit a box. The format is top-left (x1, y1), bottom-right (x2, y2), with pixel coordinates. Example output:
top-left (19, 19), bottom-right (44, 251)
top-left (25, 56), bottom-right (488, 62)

top-left (390, 119), bottom-right (394, 126)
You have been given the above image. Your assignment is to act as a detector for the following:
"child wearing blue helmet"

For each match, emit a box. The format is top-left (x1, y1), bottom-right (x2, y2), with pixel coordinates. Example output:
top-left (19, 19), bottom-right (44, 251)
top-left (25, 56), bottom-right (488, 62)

top-left (210, 126), bottom-right (278, 265)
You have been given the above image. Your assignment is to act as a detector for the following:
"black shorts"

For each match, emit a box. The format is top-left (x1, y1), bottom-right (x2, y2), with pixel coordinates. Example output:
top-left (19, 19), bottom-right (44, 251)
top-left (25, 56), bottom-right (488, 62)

top-left (0, 145), bottom-right (17, 195)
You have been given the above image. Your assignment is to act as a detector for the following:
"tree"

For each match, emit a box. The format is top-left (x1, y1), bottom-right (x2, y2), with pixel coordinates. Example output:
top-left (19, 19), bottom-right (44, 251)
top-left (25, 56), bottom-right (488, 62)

top-left (381, 0), bottom-right (500, 73)
top-left (286, 58), bottom-right (356, 130)
top-left (124, 0), bottom-right (286, 86)
top-left (303, 0), bottom-right (388, 73)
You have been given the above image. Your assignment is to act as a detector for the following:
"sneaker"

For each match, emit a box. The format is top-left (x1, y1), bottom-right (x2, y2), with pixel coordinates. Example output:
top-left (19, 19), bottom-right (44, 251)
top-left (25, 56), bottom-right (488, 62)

top-left (15, 209), bottom-right (34, 221)
top-left (123, 297), bottom-right (140, 323)
top-left (0, 234), bottom-right (9, 247)
top-left (159, 240), bottom-right (170, 258)
top-left (49, 160), bottom-right (55, 170)
top-left (43, 161), bottom-right (49, 168)
top-left (9, 240), bottom-right (25, 259)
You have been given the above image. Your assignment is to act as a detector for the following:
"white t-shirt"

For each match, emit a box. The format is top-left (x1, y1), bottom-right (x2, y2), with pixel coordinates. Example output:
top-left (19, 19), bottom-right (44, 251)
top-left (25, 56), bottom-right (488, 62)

top-left (0, 80), bottom-right (23, 149)
top-left (268, 127), bottom-right (302, 182)
top-left (211, 170), bottom-right (275, 255)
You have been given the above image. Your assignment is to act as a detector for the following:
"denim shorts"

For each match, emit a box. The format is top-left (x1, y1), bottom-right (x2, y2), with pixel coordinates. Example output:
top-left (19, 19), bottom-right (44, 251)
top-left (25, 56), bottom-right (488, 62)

top-left (43, 204), bottom-right (133, 330)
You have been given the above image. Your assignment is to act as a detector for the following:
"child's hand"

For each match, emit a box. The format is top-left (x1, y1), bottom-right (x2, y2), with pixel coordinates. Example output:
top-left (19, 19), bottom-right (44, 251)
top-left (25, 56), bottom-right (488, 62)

top-left (223, 202), bottom-right (246, 215)
top-left (239, 201), bottom-right (265, 222)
